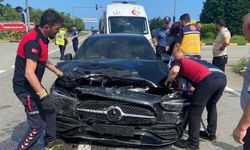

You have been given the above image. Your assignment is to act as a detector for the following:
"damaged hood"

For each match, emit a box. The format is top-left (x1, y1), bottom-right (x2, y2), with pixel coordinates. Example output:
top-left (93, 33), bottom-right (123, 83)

top-left (57, 59), bottom-right (169, 86)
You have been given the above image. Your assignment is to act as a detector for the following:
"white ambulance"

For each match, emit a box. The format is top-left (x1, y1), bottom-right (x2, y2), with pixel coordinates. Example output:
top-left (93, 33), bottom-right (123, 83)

top-left (99, 1), bottom-right (152, 42)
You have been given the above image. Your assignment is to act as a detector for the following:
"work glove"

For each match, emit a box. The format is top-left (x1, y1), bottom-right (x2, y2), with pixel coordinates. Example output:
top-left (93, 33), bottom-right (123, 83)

top-left (37, 89), bottom-right (56, 113)
top-left (55, 69), bottom-right (64, 78)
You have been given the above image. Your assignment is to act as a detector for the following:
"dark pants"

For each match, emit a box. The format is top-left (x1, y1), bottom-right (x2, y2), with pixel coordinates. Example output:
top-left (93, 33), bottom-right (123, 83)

top-left (59, 40), bottom-right (68, 60)
top-left (16, 93), bottom-right (56, 150)
top-left (243, 128), bottom-right (250, 150)
top-left (156, 46), bottom-right (167, 60)
top-left (188, 74), bottom-right (227, 146)
top-left (72, 38), bottom-right (78, 53)
top-left (212, 55), bottom-right (228, 72)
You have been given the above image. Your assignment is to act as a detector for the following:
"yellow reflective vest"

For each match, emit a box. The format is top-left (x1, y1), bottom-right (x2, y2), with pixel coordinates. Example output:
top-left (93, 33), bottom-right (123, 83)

top-left (55, 30), bottom-right (66, 46)
top-left (179, 23), bottom-right (201, 55)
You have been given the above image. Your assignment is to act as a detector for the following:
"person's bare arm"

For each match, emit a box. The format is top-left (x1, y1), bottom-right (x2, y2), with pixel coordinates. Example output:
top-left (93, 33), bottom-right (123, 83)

top-left (72, 31), bottom-right (78, 40)
top-left (46, 60), bottom-right (63, 77)
top-left (233, 99), bottom-right (250, 144)
top-left (165, 66), bottom-right (180, 86)
top-left (165, 45), bottom-right (170, 52)
top-left (220, 37), bottom-right (230, 51)
top-left (152, 37), bottom-right (158, 48)
top-left (25, 59), bottom-right (44, 93)
top-left (72, 35), bottom-right (77, 40)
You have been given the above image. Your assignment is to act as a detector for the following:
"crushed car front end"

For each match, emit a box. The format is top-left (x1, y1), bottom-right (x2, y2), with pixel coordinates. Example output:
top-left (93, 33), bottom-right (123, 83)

top-left (51, 62), bottom-right (190, 147)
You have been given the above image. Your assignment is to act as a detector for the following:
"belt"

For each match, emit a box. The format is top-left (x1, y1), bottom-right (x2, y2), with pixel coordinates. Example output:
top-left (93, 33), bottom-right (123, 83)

top-left (214, 55), bottom-right (228, 58)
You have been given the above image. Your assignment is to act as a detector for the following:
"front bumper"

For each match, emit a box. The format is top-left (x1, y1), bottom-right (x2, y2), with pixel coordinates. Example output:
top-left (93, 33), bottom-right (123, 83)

top-left (56, 115), bottom-right (182, 147)
top-left (52, 85), bottom-right (189, 147)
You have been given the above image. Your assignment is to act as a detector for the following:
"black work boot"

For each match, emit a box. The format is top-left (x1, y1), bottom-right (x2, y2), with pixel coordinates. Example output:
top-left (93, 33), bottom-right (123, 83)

top-left (44, 139), bottom-right (64, 150)
top-left (174, 139), bottom-right (199, 150)
top-left (199, 131), bottom-right (217, 143)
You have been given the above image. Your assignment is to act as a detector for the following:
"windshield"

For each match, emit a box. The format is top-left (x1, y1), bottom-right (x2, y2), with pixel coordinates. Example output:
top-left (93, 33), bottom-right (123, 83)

top-left (74, 36), bottom-right (156, 60)
top-left (109, 17), bottom-right (149, 34)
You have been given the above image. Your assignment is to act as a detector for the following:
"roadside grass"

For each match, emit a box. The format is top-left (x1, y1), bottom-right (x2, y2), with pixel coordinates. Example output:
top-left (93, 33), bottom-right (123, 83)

top-left (230, 35), bottom-right (248, 44)
top-left (0, 31), bottom-right (24, 41)
top-left (233, 57), bottom-right (248, 75)
top-left (202, 38), bottom-right (214, 44)
top-left (202, 35), bottom-right (248, 44)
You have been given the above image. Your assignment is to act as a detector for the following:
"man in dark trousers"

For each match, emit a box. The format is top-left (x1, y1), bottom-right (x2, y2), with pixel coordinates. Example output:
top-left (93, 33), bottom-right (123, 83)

top-left (212, 19), bottom-right (231, 72)
top-left (56, 28), bottom-right (68, 60)
top-left (72, 26), bottom-right (79, 52)
top-left (12, 9), bottom-right (64, 150)
top-left (165, 50), bottom-right (227, 150)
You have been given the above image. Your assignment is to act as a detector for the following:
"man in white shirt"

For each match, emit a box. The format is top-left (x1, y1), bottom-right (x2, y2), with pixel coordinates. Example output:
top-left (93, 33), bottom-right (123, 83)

top-left (212, 19), bottom-right (231, 72)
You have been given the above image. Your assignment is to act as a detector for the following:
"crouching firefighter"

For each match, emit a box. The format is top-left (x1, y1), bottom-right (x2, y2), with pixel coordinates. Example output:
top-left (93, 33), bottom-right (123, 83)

top-left (165, 50), bottom-right (227, 150)
top-left (12, 9), bottom-right (64, 150)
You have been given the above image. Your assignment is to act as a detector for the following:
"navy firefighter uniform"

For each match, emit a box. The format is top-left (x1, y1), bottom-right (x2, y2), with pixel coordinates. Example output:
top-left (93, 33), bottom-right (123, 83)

top-left (12, 27), bottom-right (56, 150)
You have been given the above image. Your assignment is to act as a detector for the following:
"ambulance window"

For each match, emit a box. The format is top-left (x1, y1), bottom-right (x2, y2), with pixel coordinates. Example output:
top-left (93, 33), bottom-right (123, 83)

top-left (109, 17), bottom-right (148, 34)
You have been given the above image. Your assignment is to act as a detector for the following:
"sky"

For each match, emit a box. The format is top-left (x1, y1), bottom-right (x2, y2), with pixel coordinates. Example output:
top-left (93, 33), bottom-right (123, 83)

top-left (4, 0), bottom-right (205, 29)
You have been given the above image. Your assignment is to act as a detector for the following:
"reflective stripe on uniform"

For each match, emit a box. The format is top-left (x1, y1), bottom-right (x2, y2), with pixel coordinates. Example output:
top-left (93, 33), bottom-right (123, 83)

top-left (183, 31), bottom-right (200, 35)
top-left (209, 68), bottom-right (224, 74)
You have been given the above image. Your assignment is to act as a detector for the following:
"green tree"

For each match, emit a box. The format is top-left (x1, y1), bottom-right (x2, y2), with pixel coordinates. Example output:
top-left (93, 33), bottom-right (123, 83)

top-left (0, 3), bottom-right (21, 21)
top-left (200, 0), bottom-right (225, 23)
top-left (200, 23), bottom-right (216, 39)
top-left (0, 0), bottom-right (5, 17)
top-left (224, 0), bottom-right (250, 35)
top-left (59, 12), bottom-right (73, 31)
top-left (200, 0), bottom-right (250, 35)
top-left (149, 17), bottom-right (164, 31)
top-left (74, 17), bottom-right (84, 31)
top-left (30, 8), bottom-right (43, 25)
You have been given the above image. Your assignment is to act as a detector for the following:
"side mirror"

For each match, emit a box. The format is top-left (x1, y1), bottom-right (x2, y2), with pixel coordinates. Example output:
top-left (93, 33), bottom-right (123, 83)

top-left (161, 53), bottom-right (170, 63)
top-left (63, 53), bottom-right (72, 61)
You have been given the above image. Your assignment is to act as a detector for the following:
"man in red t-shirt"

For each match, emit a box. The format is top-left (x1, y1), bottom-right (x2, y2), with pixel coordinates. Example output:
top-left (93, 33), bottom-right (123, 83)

top-left (165, 50), bottom-right (227, 150)
top-left (13, 9), bottom-right (64, 150)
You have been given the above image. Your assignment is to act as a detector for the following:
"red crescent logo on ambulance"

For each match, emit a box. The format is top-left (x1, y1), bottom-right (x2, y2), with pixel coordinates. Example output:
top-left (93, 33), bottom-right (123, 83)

top-left (132, 10), bottom-right (140, 16)
top-left (113, 10), bottom-right (120, 15)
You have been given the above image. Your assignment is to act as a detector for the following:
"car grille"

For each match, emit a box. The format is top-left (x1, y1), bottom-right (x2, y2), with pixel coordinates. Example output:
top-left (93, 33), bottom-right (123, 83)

top-left (76, 100), bottom-right (156, 125)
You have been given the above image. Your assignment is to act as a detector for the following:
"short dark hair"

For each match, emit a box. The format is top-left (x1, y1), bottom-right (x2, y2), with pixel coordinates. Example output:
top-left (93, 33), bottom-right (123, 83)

top-left (164, 16), bottom-right (171, 23)
top-left (215, 18), bottom-right (225, 27)
top-left (180, 13), bottom-right (191, 22)
top-left (169, 22), bottom-right (181, 37)
top-left (39, 9), bottom-right (64, 27)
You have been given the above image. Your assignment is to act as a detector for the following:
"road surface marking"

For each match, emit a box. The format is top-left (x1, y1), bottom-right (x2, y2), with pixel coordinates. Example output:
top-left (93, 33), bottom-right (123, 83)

top-left (0, 70), bottom-right (6, 74)
top-left (225, 86), bottom-right (241, 97)
top-left (48, 48), bottom-right (59, 54)
top-left (77, 144), bottom-right (91, 150)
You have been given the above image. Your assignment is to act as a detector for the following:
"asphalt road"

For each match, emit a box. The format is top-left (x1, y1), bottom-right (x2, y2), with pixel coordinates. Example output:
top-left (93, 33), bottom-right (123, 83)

top-left (0, 41), bottom-right (248, 150)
